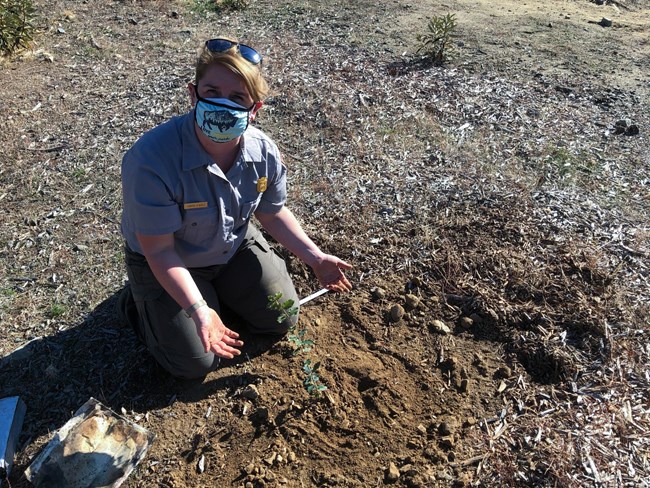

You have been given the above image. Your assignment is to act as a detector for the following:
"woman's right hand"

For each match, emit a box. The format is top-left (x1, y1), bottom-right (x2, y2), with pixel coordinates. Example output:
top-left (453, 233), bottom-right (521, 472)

top-left (192, 306), bottom-right (244, 358)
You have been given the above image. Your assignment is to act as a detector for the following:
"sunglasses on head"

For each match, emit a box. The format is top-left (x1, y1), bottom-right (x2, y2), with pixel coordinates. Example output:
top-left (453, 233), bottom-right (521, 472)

top-left (205, 38), bottom-right (263, 66)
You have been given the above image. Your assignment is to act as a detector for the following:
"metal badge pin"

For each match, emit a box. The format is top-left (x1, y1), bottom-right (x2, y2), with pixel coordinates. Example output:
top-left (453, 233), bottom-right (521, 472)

top-left (256, 177), bottom-right (268, 192)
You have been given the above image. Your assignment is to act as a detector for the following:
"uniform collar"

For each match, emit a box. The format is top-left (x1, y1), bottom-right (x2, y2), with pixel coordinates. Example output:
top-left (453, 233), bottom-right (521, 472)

top-left (181, 111), bottom-right (261, 171)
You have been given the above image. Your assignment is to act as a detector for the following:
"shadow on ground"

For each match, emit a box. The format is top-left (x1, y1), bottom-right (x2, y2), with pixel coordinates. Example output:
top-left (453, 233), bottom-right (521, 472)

top-left (1, 288), bottom-right (280, 486)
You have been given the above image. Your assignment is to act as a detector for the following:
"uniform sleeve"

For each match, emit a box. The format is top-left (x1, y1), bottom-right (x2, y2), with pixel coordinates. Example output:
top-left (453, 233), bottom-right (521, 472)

top-left (121, 147), bottom-right (182, 236)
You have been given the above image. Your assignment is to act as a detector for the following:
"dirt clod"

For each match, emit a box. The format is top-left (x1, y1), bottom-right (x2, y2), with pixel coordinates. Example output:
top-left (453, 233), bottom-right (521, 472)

top-left (405, 294), bottom-right (420, 310)
top-left (458, 316), bottom-right (474, 329)
top-left (386, 462), bottom-right (400, 482)
top-left (389, 304), bottom-right (405, 322)
top-left (430, 319), bottom-right (451, 335)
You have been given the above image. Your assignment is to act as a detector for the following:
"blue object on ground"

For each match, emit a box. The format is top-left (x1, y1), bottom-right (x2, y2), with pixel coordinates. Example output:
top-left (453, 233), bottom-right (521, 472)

top-left (0, 396), bottom-right (26, 478)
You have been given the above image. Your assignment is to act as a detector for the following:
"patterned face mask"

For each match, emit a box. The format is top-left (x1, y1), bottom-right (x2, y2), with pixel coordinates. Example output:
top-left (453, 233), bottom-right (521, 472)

top-left (194, 95), bottom-right (253, 143)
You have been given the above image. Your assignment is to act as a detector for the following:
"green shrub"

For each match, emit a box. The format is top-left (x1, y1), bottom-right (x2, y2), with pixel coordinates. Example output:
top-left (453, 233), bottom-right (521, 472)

top-left (268, 292), bottom-right (328, 397)
top-left (302, 359), bottom-right (327, 396)
top-left (0, 0), bottom-right (36, 55)
top-left (220, 0), bottom-right (250, 10)
top-left (48, 303), bottom-right (66, 318)
top-left (191, 0), bottom-right (250, 14)
top-left (416, 13), bottom-right (457, 64)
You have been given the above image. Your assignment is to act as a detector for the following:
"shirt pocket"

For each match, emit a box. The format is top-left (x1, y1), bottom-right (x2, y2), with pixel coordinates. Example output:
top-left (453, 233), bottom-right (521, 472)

top-left (177, 207), bottom-right (220, 246)
top-left (236, 198), bottom-right (260, 227)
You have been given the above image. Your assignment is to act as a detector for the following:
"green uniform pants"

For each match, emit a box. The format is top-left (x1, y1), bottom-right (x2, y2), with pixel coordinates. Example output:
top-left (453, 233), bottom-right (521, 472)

top-left (118, 225), bottom-right (299, 379)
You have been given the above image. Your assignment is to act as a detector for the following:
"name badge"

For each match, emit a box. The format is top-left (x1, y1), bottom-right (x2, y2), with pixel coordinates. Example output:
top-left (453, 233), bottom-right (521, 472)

top-left (256, 177), bottom-right (268, 193)
top-left (184, 201), bottom-right (208, 210)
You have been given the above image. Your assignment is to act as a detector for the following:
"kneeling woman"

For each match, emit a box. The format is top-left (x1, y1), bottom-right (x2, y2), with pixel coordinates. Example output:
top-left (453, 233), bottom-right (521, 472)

top-left (119, 38), bottom-right (352, 379)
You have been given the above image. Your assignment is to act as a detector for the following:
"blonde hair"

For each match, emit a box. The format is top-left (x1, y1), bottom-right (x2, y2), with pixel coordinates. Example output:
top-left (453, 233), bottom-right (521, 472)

top-left (194, 39), bottom-right (269, 102)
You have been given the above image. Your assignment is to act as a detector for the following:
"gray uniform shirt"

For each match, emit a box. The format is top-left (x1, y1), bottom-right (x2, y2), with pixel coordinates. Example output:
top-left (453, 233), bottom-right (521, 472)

top-left (121, 112), bottom-right (287, 268)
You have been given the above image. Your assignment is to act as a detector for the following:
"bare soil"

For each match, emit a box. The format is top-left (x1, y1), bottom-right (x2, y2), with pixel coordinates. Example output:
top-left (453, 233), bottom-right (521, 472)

top-left (1, 0), bottom-right (649, 487)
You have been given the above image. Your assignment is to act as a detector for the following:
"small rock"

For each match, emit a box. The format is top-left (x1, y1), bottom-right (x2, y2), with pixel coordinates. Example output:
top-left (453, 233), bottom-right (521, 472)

top-left (406, 438), bottom-right (422, 449)
top-left (613, 119), bottom-right (628, 134)
top-left (416, 423), bottom-right (427, 435)
top-left (287, 451), bottom-right (297, 463)
top-left (464, 417), bottom-right (478, 427)
top-left (242, 384), bottom-right (259, 400)
top-left (244, 463), bottom-right (256, 475)
top-left (439, 420), bottom-right (456, 436)
top-left (439, 435), bottom-right (455, 449)
top-left (386, 462), bottom-right (400, 482)
top-left (264, 452), bottom-right (277, 466)
top-left (469, 313), bottom-right (483, 324)
top-left (405, 293), bottom-right (420, 309)
top-left (458, 378), bottom-right (469, 393)
top-left (458, 316), bottom-right (473, 329)
top-left (251, 407), bottom-right (269, 422)
top-left (625, 124), bottom-right (639, 136)
top-left (400, 463), bottom-right (417, 476)
top-left (494, 366), bottom-right (512, 379)
top-left (371, 287), bottom-right (386, 300)
top-left (445, 294), bottom-right (466, 306)
top-left (599, 17), bottom-right (612, 27)
top-left (440, 356), bottom-right (457, 371)
top-left (389, 304), bottom-right (405, 322)
top-left (430, 320), bottom-right (451, 335)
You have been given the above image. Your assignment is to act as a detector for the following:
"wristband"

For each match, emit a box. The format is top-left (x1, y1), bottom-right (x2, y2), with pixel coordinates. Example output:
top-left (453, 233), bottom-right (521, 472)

top-left (184, 299), bottom-right (207, 318)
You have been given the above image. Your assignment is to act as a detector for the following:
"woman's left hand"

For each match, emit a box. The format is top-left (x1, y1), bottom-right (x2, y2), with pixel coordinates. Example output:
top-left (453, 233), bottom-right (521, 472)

top-left (312, 254), bottom-right (353, 293)
top-left (255, 207), bottom-right (353, 293)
